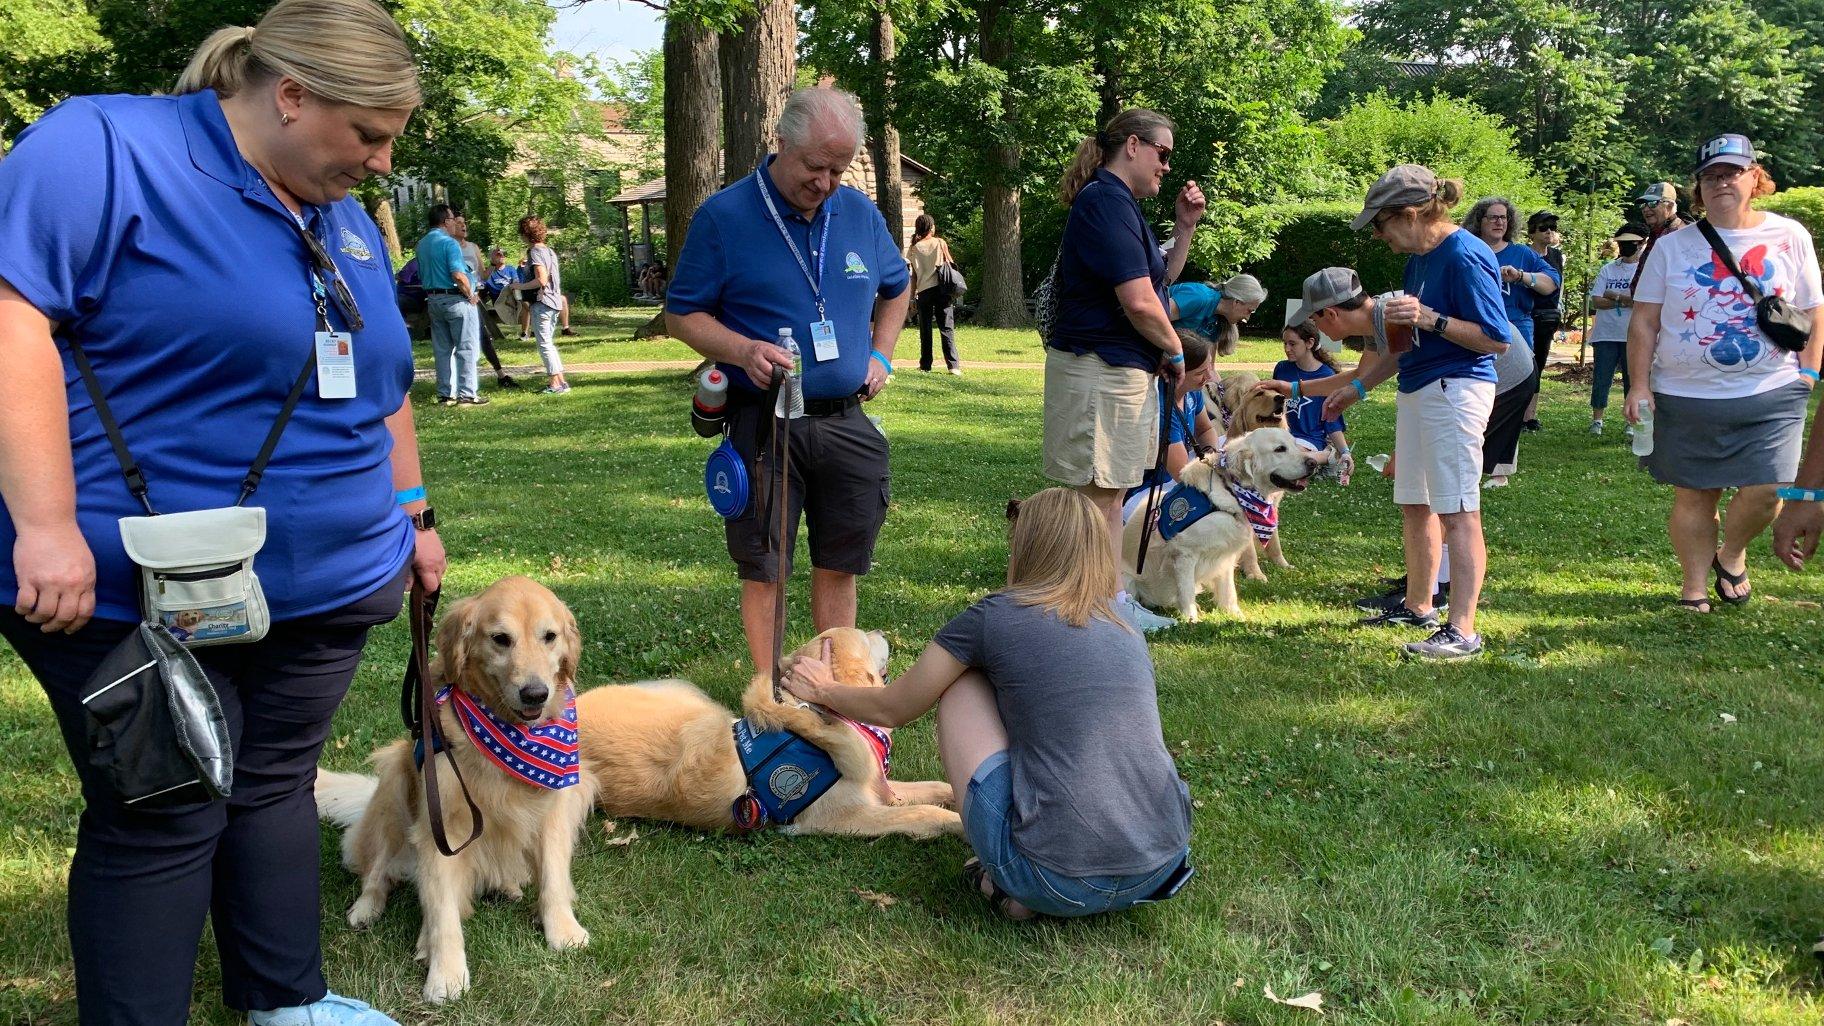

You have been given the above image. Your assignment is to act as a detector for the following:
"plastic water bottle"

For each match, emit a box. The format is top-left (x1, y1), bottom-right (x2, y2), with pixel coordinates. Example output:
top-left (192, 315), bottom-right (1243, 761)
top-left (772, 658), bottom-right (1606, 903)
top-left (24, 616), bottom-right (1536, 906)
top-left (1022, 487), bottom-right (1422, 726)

top-left (690, 365), bottom-right (728, 438)
top-left (1631, 400), bottom-right (1654, 457)
top-left (778, 327), bottom-right (804, 419)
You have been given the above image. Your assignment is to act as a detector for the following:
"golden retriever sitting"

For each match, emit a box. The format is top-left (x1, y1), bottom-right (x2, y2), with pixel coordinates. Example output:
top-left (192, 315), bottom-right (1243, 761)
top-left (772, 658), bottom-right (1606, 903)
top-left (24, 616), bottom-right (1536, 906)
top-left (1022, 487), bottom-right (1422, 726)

top-left (316, 576), bottom-right (596, 1004)
top-left (1123, 427), bottom-right (1326, 621)
top-left (572, 627), bottom-right (960, 839)
top-left (1208, 371), bottom-right (1297, 579)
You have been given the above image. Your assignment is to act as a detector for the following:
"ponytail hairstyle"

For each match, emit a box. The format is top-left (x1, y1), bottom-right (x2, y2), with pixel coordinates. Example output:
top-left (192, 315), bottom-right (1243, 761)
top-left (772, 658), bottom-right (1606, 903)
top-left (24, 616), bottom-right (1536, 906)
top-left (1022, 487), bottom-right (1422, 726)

top-left (1058, 107), bottom-right (1176, 205)
top-left (1283, 321), bottom-right (1338, 370)
top-left (912, 213), bottom-right (935, 243)
top-left (175, 0), bottom-right (420, 111)
top-left (1208, 314), bottom-right (1239, 357)
top-left (1414, 178), bottom-right (1467, 224)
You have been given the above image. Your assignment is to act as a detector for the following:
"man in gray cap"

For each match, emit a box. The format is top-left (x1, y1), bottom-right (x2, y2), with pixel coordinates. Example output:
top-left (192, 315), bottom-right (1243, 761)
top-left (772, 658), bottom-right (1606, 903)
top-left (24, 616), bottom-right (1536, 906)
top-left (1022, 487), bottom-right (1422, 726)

top-left (1632, 182), bottom-right (1687, 291)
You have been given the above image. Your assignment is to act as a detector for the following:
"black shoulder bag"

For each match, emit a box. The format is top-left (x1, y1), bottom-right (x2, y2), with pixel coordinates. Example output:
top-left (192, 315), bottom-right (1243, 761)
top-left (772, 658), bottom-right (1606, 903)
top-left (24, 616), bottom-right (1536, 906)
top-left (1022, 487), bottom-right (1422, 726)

top-left (1696, 218), bottom-right (1813, 354)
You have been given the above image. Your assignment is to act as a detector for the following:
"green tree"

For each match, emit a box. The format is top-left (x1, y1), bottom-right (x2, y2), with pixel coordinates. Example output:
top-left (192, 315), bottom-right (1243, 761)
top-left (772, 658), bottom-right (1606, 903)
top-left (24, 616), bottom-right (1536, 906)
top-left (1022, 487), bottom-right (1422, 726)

top-left (0, 0), bottom-right (105, 140)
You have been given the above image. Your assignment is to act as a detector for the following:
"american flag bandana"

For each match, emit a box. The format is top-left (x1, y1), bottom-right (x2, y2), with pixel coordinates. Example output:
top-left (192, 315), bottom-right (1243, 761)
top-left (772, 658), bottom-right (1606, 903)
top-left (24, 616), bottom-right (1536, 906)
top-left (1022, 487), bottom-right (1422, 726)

top-left (438, 684), bottom-right (580, 790)
top-left (1215, 451), bottom-right (1280, 544)
top-left (830, 711), bottom-right (892, 777)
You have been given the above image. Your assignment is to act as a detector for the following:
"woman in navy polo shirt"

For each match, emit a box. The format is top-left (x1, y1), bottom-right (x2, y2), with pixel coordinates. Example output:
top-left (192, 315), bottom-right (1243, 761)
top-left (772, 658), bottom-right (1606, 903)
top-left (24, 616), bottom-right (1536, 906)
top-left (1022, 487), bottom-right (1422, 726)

top-left (0, 2), bottom-right (440, 1023)
top-left (1044, 107), bottom-right (1206, 633)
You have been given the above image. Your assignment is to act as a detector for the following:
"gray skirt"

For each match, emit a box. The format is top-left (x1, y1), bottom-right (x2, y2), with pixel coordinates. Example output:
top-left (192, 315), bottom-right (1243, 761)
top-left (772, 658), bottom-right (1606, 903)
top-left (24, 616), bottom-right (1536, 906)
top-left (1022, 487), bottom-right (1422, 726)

top-left (1645, 380), bottom-right (1809, 489)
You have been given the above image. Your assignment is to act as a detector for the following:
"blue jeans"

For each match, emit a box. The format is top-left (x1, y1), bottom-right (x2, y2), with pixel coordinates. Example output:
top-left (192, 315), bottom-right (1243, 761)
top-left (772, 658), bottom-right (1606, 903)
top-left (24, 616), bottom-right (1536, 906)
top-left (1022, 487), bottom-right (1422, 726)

top-left (1590, 340), bottom-right (1630, 413)
top-left (428, 294), bottom-right (480, 399)
top-left (962, 751), bottom-right (1188, 918)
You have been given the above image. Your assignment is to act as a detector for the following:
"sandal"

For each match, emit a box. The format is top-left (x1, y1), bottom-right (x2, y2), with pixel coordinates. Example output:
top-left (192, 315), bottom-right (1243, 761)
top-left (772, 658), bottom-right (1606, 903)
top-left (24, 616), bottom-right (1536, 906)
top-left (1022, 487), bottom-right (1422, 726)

top-left (961, 858), bottom-right (1035, 921)
top-left (1712, 555), bottom-right (1752, 605)
top-left (1676, 598), bottom-right (1713, 613)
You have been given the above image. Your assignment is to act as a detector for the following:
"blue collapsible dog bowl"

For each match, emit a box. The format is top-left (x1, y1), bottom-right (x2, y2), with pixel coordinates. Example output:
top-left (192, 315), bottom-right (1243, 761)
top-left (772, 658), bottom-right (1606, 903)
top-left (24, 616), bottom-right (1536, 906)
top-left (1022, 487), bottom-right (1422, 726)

top-left (705, 439), bottom-right (750, 519)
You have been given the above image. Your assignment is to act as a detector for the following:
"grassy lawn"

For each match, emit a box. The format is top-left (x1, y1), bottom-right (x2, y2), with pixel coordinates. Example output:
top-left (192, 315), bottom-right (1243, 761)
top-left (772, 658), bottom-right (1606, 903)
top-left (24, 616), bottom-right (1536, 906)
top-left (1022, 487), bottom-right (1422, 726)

top-left (434, 306), bottom-right (1289, 368)
top-left (3, 359), bottom-right (1823, 1024)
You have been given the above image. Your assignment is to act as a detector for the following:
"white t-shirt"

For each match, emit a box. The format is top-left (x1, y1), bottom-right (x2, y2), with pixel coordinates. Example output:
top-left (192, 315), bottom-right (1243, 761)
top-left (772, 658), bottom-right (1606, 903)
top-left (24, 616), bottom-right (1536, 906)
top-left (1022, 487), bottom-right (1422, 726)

top-left (1634, 212), bottom-right (1822, 399)
top-left (1587, 258), bottom-right (1639, 344)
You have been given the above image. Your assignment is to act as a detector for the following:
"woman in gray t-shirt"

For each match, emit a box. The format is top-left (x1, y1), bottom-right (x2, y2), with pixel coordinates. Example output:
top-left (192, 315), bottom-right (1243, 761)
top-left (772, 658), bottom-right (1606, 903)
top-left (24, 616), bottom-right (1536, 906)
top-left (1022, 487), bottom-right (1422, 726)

top-left (784, 488), bottom-right (1191, 919)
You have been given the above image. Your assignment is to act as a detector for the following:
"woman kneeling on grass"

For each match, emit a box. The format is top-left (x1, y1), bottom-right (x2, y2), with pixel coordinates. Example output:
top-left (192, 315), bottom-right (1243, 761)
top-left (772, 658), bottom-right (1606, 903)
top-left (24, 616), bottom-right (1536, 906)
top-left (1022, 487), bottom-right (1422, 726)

top-left (782, 487), bottom-right (1192, 919)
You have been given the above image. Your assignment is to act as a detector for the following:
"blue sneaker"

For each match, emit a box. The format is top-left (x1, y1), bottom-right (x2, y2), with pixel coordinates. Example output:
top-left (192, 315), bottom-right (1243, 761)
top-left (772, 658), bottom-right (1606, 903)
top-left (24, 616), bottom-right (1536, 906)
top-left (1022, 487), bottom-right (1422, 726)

top-left (248, 993), bottom-right (401, 1026)
top-left (1116, 595), bottom-right (1177, 633)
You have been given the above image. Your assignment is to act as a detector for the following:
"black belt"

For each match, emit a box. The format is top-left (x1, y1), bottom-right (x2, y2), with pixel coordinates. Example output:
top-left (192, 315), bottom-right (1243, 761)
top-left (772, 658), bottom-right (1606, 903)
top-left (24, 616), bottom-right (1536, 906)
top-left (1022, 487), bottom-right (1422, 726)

top-left (425, 287), bottom-right (463, 295)
top-left (733, 388), bottom-right (859, 417)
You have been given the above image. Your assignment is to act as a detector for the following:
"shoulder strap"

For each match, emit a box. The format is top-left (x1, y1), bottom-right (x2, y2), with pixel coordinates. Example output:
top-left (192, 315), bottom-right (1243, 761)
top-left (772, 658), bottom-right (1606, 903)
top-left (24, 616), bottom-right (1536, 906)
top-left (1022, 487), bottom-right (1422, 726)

top-left (66, 337), bottom-right (156, 516)
top-left (401, 584), bottom-right (485, 857)
top-left (236, 350), bottom-right (318, 505)
top-left (1696, 218), bottom-right (1765, 301)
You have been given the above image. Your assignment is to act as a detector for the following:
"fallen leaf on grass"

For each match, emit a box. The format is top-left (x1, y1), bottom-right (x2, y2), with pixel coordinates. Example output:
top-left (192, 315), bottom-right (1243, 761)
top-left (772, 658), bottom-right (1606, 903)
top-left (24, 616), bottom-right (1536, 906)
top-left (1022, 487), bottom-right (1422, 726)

top-left (1718, 713), bottom-right (1737, 724)
top-left (1232, 977), bottom-right (1245, 990)
top-left (600, 819), bottom-right (618, 836)
top-left (604, 827), bottom-right (640, 846)
top-left (1666, 1019), bottom-right (1689, 1026)
top-left (853, 889), bottom-right (897, 909)
top-left (1264, 986), bottom-right (1324, 1012)
top-left (599, 977), bottom-right (619, 990)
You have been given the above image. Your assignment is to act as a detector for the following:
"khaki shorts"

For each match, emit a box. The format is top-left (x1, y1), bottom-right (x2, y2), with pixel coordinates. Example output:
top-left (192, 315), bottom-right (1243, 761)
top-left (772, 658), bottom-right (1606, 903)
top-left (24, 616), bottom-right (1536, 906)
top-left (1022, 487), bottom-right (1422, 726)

top-left (1042, 348), bottom-right (1160, 489)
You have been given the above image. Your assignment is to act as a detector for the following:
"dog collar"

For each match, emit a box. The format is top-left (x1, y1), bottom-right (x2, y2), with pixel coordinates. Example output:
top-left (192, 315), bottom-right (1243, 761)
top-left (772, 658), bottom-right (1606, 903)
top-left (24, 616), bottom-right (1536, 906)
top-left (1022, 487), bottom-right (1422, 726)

top-left (438, 684), bottom-right (580, 790)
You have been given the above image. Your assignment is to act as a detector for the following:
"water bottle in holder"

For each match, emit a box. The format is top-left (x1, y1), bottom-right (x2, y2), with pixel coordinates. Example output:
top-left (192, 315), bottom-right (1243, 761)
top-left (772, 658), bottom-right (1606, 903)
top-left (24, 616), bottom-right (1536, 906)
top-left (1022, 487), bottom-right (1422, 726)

top-left (691, 365), bottom-right (729, 438)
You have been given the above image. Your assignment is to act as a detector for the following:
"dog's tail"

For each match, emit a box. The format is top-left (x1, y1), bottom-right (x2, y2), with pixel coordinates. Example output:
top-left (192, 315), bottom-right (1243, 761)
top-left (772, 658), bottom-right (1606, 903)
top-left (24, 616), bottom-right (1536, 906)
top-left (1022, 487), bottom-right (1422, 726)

top-left (315, 769), bottom-right (379, 828)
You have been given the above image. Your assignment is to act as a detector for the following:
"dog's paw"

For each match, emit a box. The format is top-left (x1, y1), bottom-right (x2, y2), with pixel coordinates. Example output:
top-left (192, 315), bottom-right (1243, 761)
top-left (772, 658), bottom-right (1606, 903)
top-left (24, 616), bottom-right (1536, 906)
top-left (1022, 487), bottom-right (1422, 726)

top-left (1244, 568), bottom-right (1269, 582)
top-left (423, 963), bottom-right (470, 1004)
top-left (544, 914), bottom-right (591, 951)
top-left (346, 895), bottom-right (385, 929)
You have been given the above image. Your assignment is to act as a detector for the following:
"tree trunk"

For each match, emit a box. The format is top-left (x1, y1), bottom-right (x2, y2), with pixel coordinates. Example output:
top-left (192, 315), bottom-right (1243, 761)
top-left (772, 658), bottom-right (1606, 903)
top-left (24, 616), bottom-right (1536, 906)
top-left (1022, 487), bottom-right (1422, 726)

top-left (719, 0), bottom-right (796, 186)
top-left (868, 3), bottom-right (903, 248)
top-left (639, 15), bottom-right (722, 339)
top-left (1094, 44), bottom-right (1121, 126)
top-left (368, 195), bottom-right (402, 266)
top-left (975, 0), bottom-right (1026, 327)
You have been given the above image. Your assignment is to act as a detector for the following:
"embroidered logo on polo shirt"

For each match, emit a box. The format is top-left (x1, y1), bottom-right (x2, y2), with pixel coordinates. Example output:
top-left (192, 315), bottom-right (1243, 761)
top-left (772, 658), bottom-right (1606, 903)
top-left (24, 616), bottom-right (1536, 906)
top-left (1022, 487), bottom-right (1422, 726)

top-left (844, 251), bottom-right (869, 277)
top-left (339, 227), bottom-right (374, 263)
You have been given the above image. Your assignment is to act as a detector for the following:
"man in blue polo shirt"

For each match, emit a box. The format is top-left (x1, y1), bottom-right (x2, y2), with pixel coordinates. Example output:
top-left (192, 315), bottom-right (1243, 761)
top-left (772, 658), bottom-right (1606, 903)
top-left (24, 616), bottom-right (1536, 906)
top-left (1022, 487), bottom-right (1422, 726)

top-left (667, 86), bottom-right (909, 672)
top-left (415, 204), bottom-right (482, 406)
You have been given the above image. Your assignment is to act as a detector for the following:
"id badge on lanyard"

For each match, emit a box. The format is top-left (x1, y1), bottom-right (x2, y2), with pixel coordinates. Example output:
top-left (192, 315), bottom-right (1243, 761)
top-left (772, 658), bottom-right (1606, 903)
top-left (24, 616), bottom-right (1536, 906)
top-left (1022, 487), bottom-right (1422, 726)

top-left (758, 168), bottom-right (841, 362)
top-left (294, 211), bottom-right (357, 399)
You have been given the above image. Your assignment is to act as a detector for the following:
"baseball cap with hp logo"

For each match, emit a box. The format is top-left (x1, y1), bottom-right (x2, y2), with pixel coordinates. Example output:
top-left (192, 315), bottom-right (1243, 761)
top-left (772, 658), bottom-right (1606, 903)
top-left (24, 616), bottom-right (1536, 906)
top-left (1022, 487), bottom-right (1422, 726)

top-left (1695, 134), bottom-right (1756, 173)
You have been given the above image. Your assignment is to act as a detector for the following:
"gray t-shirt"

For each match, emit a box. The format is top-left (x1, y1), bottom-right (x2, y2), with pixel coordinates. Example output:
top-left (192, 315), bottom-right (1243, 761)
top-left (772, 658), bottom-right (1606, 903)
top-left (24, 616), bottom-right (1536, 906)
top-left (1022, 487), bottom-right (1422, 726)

top-left (935, 593), bottom-right (1191, 877)
top-left (528, 243), bottom-right (562, 309)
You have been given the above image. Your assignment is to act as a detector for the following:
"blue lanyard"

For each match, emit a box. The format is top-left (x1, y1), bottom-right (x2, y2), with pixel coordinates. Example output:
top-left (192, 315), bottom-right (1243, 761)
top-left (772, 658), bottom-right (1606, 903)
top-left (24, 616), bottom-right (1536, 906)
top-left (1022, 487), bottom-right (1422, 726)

top-left (755, 166), bottom-right (831, 322)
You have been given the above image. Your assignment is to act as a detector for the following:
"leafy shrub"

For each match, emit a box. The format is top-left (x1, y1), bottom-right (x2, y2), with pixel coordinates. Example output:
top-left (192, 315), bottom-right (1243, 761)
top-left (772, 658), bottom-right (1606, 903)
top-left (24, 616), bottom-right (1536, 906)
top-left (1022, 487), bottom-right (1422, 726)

top-left (1240, 202), bottom-right (1409, 314)
top-left (1314, 93), bottom-right (1557, 212)
top-left (1759, 186), bottom-right (1824, 239)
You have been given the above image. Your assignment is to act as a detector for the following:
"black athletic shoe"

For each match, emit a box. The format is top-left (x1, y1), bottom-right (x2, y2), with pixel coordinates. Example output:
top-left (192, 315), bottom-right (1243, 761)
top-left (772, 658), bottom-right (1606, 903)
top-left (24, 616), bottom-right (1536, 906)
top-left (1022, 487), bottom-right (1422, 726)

top-left (498, 374), bottom-right (521, 389)
top-left (1358, 603), bottom-right (1440, 629)
top-left (1355, 581), bottom-right (1449, 613)
top-left (1522, 418), bottom-right (1543, 432)
top-left (457, 395), bottom-right (491, 406)
top-left (1402, 623), bottom-right (1485, 661)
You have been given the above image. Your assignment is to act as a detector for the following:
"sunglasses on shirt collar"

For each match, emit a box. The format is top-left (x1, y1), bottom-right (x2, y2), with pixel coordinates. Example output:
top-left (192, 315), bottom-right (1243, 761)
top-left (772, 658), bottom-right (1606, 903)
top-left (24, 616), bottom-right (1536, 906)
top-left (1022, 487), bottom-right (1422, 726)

top-left (290, 220), bottom-right (365, 331)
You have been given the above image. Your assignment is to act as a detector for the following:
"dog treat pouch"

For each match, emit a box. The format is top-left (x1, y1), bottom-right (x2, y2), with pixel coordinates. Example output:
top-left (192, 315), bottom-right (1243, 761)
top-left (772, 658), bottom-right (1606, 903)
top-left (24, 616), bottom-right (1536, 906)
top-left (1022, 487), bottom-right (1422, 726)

top-left (79, 620), bottom-right (234, 806)
top-left (119, 507), bottom-right (271, 647)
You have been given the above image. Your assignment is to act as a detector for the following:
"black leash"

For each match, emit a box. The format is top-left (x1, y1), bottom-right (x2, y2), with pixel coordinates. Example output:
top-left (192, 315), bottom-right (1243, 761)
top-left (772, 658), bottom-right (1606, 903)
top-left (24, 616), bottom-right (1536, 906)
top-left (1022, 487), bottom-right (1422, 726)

top-left (1133, 375), bottom-right (1173, 575)
top-left (401, 583), bottom-right (484, 856)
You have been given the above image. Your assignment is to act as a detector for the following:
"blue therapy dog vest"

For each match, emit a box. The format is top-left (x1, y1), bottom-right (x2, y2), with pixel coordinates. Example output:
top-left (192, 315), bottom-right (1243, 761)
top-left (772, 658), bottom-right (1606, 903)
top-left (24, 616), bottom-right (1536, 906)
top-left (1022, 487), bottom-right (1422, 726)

top-left (732, 718), bottom-right (841, 826)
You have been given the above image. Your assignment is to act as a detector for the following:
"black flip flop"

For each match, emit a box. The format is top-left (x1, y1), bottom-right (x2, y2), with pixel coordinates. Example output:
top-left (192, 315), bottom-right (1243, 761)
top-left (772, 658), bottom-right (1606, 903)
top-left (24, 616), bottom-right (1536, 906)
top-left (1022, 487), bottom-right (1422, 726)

top-left (1712, 555), bottom-right (1752, 605)
top-left (961, 858), bottom-right (1034, 921)
top-left (1676, 598), bottom-right (1712, 613)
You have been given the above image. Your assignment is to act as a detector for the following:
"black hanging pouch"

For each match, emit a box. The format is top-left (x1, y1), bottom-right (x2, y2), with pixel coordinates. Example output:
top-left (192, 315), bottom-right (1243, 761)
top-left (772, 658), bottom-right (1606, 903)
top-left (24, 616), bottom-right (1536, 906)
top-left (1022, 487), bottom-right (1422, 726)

top-left (1696, 218), bottom-right (1813, 354)
top-left (80, 622), bottom-right (233, 807)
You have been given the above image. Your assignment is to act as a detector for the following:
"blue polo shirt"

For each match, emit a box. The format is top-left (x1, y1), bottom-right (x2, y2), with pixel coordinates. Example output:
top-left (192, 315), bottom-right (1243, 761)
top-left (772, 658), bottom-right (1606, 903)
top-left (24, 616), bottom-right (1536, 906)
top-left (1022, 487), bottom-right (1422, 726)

top-left (666, 156), bottom-right (908, 399)
top-left (0, 90), bottom-right (415, 622)
top-left (1492, 243), bottom-right (1561, 343)
top-left (417, 228), bottom-right (465, 290)
top-left (1052, 168), bottom-right (1168, 372)
top-left (1397, 229), bottom-right (1510, 393)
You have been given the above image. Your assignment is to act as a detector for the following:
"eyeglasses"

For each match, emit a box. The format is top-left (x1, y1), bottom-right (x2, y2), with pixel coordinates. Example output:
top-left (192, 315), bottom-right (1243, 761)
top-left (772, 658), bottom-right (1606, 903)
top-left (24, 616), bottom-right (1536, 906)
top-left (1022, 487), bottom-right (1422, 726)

top-left (1137, 138), bottom-right (1173, 165)
top-left (293, 222), bottom-right (366, 331)
top-left (1699, 165), bottom-right (1750, 187)
top-left (1371, 210), bottom-right (1397, 232)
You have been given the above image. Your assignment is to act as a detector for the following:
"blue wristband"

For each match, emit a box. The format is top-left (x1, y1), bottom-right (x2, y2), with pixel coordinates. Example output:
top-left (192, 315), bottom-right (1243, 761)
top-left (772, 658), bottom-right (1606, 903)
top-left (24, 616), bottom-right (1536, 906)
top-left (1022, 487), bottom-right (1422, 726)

top-left (1352, 379), bottom-right (1368, 400)
top-left (1169, 352), bottom-right (1185, 364)
top-left (1801, 368), bottom-right (1820, 383)
top-left (870, 350), bottom-right (894, 376)
top-left (1778, 486), bottom-right (1824, 502)
top-left (395, 486), bottom-right (426, 506)
top-left (1290, 381), bottom-right (1301, 402)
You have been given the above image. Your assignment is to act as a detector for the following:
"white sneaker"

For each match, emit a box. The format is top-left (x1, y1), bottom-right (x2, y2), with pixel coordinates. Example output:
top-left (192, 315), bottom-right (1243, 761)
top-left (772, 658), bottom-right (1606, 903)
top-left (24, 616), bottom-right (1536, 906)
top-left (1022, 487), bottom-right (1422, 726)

top-left (1589, 420), bottom-right (1604, 436)
top-left (1116, 596), bottom-right (1177, 633)
top-left (1486, 475), bottom-right (1510, 488)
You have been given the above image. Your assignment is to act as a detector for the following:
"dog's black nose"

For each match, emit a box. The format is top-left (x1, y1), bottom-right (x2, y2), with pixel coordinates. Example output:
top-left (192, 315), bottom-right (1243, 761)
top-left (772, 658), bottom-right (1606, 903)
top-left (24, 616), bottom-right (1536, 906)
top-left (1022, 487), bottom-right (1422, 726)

top-left (518, 683), bottom-right (550, 706)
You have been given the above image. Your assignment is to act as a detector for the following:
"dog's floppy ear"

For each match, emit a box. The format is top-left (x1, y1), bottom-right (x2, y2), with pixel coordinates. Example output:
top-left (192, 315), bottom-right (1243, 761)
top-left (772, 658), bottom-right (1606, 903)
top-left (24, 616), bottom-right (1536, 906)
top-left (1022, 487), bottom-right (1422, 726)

top-left (865, 630), bottom-right (890, 676)
top-left (1227, 437), bottom-right (1256, 481)
top-left (555, 598), bottom-right (582, 688)
top-left (432, 595), bottom-right (477, 686)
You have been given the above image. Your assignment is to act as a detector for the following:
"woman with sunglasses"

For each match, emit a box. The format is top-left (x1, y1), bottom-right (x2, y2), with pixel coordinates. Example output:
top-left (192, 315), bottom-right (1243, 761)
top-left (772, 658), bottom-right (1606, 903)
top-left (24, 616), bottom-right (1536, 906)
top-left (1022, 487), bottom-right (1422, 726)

top-left (0, 1), bottom-right (441, 1022)
top-left (1044, 107), bottom-right (1205, 633)
top-left (1624, 134), bottom-right (1824, 612)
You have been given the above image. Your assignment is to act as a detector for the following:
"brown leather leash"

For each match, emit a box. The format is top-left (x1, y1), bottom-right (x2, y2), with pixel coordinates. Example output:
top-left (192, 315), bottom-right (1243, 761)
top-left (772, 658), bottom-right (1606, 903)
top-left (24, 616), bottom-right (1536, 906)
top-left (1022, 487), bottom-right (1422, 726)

top-left (400, 582), bottom-right (484, 856)
top-left (766, 369), bottom-right (792, 702)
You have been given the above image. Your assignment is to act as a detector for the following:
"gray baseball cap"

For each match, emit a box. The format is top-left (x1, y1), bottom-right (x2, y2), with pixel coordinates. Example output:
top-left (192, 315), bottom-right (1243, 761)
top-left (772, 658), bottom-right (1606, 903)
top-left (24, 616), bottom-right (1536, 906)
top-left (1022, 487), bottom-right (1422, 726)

top-left (1350, 164), bottom-right (1440, 231)
top-left (1287, 267), bottom-right (1363, 327)
top-left (1637, 181), bottom-right (1677, 205)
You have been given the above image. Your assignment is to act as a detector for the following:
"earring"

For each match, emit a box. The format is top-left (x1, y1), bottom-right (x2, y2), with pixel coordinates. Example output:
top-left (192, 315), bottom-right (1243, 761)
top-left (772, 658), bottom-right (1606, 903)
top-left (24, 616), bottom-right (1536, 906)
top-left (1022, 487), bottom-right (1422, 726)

top-left (279, 112), bottom-right (292, 125)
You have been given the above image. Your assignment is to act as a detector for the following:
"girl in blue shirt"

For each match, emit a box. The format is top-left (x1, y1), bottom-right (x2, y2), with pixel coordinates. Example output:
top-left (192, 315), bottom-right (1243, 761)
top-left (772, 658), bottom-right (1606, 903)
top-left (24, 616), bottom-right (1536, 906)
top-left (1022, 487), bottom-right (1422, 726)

top-left (1273, 323), bottom-right (1353, 483)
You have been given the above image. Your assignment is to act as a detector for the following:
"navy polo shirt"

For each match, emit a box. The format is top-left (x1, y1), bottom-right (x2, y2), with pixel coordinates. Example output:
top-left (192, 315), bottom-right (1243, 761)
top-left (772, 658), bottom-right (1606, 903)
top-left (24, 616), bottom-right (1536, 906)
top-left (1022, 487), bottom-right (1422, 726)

top-left (666, 156), bottom-right (909, 399)
top-left (1051, 168), bottom-right (1169, 372)
top-left (0, 90), bottom-right (415, 622)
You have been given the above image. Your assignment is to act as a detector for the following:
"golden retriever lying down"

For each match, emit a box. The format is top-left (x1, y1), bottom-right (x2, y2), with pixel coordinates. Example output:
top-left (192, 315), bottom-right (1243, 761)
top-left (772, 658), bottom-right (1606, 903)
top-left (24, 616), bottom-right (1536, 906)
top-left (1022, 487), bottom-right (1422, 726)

top-left (316, 576), bottom-right (596, 1004)
top-left (1123, 427), bottom-right (1325, 621)
top-left (573, 627), bottom-right (961, 839)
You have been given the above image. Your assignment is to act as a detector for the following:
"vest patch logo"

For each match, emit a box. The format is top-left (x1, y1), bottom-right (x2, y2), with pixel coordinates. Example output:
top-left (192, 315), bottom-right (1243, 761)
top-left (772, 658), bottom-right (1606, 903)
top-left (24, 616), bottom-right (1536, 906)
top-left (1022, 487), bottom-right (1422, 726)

top-left (769, 763), bottom-right (815, 802)
top-left (844, 251), bottom-right (869, 277)
top-left (1167, 495), bottom-right (1192, 522)
top-left (339, 227), bottom-right (374, 262)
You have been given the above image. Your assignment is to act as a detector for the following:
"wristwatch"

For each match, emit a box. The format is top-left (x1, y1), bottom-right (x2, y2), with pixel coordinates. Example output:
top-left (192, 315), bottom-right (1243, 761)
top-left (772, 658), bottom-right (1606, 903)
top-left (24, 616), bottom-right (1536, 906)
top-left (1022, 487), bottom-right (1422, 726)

top-left (408, 507), bottom-right (438, 531)
top-left (1430, 313), bottom-right (1448, 334)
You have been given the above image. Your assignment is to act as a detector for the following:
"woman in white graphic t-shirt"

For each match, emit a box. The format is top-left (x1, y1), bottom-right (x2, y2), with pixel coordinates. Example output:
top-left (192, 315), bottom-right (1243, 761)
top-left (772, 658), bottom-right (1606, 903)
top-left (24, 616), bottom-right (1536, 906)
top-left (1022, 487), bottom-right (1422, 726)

top-left (1625, 134), bottom-right (1824, 612)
